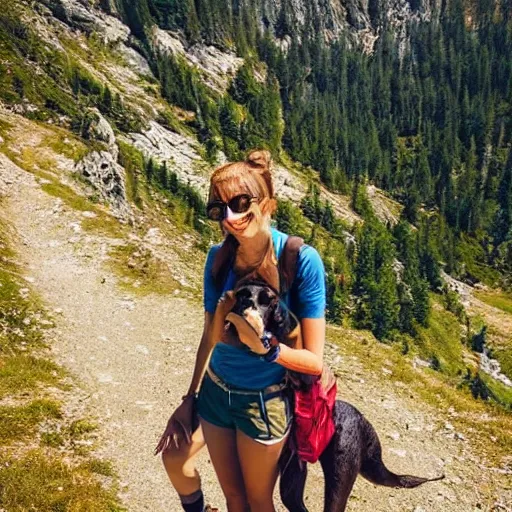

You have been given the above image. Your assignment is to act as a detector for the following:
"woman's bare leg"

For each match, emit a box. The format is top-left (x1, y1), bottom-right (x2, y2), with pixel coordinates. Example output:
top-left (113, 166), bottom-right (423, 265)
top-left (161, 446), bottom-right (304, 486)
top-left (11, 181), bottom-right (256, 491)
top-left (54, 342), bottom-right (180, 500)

top-left (161, 425), bottom-right (205, 495)
top-left (200, 419), bottom-right (248, 512)
top-left (236, 430), bottom-right (287, 512)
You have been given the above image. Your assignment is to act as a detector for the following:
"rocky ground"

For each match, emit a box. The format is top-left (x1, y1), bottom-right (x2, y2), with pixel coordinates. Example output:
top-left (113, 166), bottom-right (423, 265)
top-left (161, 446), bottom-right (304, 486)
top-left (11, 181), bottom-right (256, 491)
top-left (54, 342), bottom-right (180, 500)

top-left (0, 153), bottom-right (510, 511)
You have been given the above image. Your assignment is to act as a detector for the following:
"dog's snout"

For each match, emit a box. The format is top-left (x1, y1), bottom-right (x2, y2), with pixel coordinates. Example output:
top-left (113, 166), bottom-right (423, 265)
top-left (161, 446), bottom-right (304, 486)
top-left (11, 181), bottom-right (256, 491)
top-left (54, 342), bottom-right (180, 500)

top-left (241, 297), bottom-right (256, 310)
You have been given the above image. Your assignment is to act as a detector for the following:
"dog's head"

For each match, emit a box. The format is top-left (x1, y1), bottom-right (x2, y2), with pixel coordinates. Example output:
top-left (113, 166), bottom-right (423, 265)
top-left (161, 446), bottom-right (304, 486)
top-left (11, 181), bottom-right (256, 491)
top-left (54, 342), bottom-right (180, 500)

top-left (230, 279), bottom-right (299, 347)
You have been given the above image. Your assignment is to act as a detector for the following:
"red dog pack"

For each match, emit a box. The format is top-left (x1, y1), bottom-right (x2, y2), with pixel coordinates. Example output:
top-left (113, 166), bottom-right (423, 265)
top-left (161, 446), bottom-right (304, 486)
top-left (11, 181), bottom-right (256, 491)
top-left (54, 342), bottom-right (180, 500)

top-left (293, 366), bottom-right (337, 463)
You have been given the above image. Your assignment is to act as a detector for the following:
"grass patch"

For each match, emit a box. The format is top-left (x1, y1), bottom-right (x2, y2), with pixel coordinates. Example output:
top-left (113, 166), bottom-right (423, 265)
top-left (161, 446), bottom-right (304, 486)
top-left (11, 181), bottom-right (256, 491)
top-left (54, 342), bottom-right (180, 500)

top-left (68, 419), bottom-right (97, 439)
top-left (41, 431), bottom-right (65, 448)
top-left (479, 372), bottom-right (512, 409)
top-left (487, 344), bottom-right (512, 381)
top-left (475, 290), bottom-right (512, 315)
top-left (0, 118), bottom-right (13, 138)
top-left (329, 325), bottom-right (512, 465)
top-left (0, 216), bottom-right (124, 510)
top-left (0, 451), bottom-right (124, 511)
top-left (0, 267), bottom-right (45, 351)
top-left (40, 178), bottom-right (95, 211)
top-left (0, 399), bottom-right (61, 443)
top-left (457, 233), bottom-right (502, 286)
top-left (0, 355), bottom-right (65, 399)
top-left (117, 140), bottom-right (144, 208)
top-left (46, 130), bottom-right (90, 163)
top-left (0, 217), bottom-right (47, 353)
top-left (40, 418), bottom-right (98, 450)
top-left (80, 459), bottom-right (116, 477)
top-left (413, 299), bottom-right (467, 377)
top-left (107, 243), bottom-right (181, 296)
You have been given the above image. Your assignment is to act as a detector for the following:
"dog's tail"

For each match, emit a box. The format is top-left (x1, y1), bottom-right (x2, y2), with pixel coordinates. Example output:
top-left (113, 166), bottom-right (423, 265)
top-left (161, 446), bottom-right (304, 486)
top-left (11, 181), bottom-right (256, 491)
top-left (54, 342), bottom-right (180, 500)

top-left (360, 419), bottom-right (445, 488)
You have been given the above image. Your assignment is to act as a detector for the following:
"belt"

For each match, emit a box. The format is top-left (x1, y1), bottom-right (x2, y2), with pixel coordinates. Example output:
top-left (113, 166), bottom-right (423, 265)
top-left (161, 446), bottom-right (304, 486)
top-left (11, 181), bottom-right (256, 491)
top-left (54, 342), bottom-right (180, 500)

top-left (206, 366), bottom-right (287, 396)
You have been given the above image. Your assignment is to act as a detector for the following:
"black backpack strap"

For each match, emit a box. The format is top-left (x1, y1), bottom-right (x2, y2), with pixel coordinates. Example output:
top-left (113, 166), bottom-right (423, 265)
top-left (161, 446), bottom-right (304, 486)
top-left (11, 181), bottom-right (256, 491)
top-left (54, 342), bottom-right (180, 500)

top-left (278, 236), bottom-right (304, 295)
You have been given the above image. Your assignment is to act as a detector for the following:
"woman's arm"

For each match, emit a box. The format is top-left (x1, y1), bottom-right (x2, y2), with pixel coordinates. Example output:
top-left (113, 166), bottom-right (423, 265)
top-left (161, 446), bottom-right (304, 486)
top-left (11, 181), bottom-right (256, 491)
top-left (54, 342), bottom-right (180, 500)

top-left (185, 311), bottom-right (215, 396)
top-left (185, 292), bottom-right (236, 396)
top-left (228, 313), bottom-right (325, 376)
top-left (276, 317), bottom-right (325, 375)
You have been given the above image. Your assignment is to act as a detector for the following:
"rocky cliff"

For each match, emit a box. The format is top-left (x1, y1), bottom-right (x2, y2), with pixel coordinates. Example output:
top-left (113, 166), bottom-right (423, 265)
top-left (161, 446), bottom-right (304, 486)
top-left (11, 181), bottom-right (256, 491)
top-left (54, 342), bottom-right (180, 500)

top-left (241, 0), bottom-right (442, 53)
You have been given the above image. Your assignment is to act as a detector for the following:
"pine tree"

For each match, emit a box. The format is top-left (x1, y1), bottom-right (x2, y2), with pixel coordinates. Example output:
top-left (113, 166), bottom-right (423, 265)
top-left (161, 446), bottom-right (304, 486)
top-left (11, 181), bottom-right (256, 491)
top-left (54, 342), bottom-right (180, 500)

top-left (494, 150), bottom-right (512, 244)
top-left (158, 161), bottom-right (168, 189)
top-left (100, 86), bottom-right (113, 114)
top-left (145, 158), bottom-right (155, 182)
top-left (184, 0), bottom-right (200, 43)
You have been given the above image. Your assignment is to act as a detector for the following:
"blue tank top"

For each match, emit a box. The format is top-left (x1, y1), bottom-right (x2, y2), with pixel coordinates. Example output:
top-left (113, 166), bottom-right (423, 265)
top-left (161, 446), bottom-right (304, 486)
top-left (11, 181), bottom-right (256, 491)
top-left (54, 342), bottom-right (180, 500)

top-left (204, 228), bottom-right (325, 389)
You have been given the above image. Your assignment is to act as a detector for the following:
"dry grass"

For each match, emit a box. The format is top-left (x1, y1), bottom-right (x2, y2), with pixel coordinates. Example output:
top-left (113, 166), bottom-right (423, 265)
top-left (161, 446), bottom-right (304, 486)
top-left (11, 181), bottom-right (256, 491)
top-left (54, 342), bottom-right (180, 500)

top-left (0, 215), bottom-right (123, 510)
top-left (328, 325), bottom-right (512, 467)
top-left (106, 242), bottom-right (182, 296)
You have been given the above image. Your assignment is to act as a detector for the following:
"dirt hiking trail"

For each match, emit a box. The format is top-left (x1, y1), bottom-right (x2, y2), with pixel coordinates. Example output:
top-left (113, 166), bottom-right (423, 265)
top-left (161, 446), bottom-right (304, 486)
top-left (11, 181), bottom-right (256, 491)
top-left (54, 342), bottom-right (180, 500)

top-left (0, 155), bottom-right (509, 511)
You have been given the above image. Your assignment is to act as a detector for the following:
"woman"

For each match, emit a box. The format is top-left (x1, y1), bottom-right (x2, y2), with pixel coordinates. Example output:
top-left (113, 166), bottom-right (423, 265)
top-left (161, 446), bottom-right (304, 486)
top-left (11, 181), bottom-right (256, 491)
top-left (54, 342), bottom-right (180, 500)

top-left (156, 150), bottom-right (326, 512)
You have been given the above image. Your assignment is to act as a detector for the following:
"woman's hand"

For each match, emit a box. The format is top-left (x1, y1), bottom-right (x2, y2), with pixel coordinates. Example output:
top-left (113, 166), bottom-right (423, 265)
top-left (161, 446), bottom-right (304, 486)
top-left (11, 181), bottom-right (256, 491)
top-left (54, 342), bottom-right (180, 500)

top-left (226, 311), bottom-right (269, 355)
top-left (154, 396), bottom-right (196, 454)
top-left (210, 291), bottom-right (236, 344)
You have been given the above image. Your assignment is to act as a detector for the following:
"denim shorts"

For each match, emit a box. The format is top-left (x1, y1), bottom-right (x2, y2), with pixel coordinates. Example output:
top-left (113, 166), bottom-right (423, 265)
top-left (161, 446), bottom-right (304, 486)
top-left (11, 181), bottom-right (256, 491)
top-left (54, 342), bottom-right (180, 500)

top-left (197, 369), bottom-right (292, 444)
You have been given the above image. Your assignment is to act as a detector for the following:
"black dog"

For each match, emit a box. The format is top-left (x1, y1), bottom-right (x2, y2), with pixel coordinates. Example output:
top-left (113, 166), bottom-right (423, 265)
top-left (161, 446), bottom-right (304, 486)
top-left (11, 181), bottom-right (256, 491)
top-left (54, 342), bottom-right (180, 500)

top-left (230, 281), bottom-right (444, 512)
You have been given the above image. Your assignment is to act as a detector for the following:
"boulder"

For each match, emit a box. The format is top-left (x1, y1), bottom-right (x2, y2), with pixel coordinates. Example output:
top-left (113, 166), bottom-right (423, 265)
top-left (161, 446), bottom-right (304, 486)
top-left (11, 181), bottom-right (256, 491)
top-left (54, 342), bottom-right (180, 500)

top-left (88, 110), bottom-right (116, 149)
top-left (40, 0), bottom-right (130, 44)
top-left (117, 43), bottom-right (154, 77)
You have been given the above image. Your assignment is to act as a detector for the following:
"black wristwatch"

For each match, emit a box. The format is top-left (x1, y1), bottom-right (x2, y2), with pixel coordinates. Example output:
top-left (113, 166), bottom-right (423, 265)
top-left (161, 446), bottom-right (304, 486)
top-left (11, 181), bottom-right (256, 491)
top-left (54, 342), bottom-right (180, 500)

top-left (263, 344), bottom-right (281, 363)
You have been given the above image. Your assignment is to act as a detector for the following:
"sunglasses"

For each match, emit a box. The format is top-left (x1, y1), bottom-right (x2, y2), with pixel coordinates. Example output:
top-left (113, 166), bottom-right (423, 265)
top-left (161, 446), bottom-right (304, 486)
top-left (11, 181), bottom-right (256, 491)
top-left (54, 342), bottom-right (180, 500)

top-left (206, 194), bottom-right (257, 221)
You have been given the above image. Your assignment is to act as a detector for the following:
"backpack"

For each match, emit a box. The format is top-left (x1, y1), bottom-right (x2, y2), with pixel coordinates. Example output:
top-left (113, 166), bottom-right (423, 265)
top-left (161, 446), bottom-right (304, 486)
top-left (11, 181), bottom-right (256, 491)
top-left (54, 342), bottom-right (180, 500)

top-left (278, 236), bottom-right (337, 464)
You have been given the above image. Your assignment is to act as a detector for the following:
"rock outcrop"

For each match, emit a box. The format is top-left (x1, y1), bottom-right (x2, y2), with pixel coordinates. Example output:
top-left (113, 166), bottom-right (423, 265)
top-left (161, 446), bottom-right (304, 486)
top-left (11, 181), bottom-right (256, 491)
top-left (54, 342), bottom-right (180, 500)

top-left (40, 0), bottom-right (130, 44)
top-left (117, 43), bottom-right (154, 77)
top-left (124, 121), bottom-right (208, 194)
top-left (75, 150), bottom-right (131, 219)
top-left (87, 110), bottom-right (117, 151)
top-left (241, 0), bottom-right (440, 54)
top-left (150, 27), bottom-right (244, 93)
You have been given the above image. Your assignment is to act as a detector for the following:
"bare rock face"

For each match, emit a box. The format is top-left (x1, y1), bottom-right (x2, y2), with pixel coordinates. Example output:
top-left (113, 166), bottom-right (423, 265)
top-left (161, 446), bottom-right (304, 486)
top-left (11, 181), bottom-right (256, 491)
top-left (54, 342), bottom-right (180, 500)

top-left (480, 349), bottom-right (512, 388)
top-left (40, 0), bottom-right (129, 44)
top-left (150, 27), bottom-right (243, 93)
top-left (124, 121), bottom-right (209, 195)
top-left (243, 0), bottom-right (440, 54)
top-left (117, 43), bottom-right (154, 77)
top-left (272, 165), bottom-right (306, 202)
top-left (75, 150), bottom-right (131, 219)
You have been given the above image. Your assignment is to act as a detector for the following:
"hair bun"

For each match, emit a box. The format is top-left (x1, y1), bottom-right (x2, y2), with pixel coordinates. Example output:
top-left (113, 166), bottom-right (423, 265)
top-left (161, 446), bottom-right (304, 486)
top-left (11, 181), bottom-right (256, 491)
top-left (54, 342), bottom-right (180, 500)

top-left (246, 149), bottom-right (272, 172)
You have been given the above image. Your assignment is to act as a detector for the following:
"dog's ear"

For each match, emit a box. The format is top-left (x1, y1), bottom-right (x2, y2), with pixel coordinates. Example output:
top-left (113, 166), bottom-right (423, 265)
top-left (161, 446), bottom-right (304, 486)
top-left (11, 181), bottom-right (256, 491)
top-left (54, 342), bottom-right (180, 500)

top-left (269, 300), bottom-right (294, 346)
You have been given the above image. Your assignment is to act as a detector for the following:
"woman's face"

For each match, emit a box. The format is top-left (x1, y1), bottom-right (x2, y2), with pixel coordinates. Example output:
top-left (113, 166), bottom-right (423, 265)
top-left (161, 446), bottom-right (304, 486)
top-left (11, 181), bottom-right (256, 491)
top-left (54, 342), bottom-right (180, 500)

top-left (222, 198), bottom-right (267, 240)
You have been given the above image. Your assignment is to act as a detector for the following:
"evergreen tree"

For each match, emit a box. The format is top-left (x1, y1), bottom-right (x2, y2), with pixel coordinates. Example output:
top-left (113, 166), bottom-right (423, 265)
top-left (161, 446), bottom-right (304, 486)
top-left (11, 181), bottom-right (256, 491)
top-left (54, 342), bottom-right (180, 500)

top-left (145, 158), bottom-right (155, 182)
top-left (158, 161), bottom-right (168, 189)
top-left (494, 150), bottom-right (512, 244)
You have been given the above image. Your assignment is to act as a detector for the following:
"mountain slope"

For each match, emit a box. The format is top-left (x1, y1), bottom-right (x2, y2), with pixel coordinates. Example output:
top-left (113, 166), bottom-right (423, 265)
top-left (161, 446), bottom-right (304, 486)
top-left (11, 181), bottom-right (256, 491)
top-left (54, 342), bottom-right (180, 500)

top-left (1, 148), bottom-right (510, 511)
top-left (0, 1), bottom-right (511, 509)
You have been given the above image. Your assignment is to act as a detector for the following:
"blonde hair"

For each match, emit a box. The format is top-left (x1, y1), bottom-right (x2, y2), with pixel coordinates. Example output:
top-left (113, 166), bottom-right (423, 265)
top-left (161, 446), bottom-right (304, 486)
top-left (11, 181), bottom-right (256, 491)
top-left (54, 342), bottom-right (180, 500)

top-left (208, 149), bottom-right (277, 216)
top-left (210, 150), bottom-right (278, 288)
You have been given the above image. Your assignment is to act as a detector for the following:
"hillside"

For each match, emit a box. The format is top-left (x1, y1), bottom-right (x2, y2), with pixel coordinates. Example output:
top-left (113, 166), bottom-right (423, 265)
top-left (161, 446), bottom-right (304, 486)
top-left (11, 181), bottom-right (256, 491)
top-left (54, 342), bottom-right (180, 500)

top-left (0, 0), bottom-right (511, 510)
top-left (1, 127), bottom-right (511, 510)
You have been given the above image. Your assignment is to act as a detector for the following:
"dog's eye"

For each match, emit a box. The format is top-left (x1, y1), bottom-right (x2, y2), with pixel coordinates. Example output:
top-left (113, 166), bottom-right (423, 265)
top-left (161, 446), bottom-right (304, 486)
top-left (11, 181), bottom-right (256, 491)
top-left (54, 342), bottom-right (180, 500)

top-left (258, 290), bottom-right (273, 306)
top-left (236, 289), bottom-right (252, 300)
